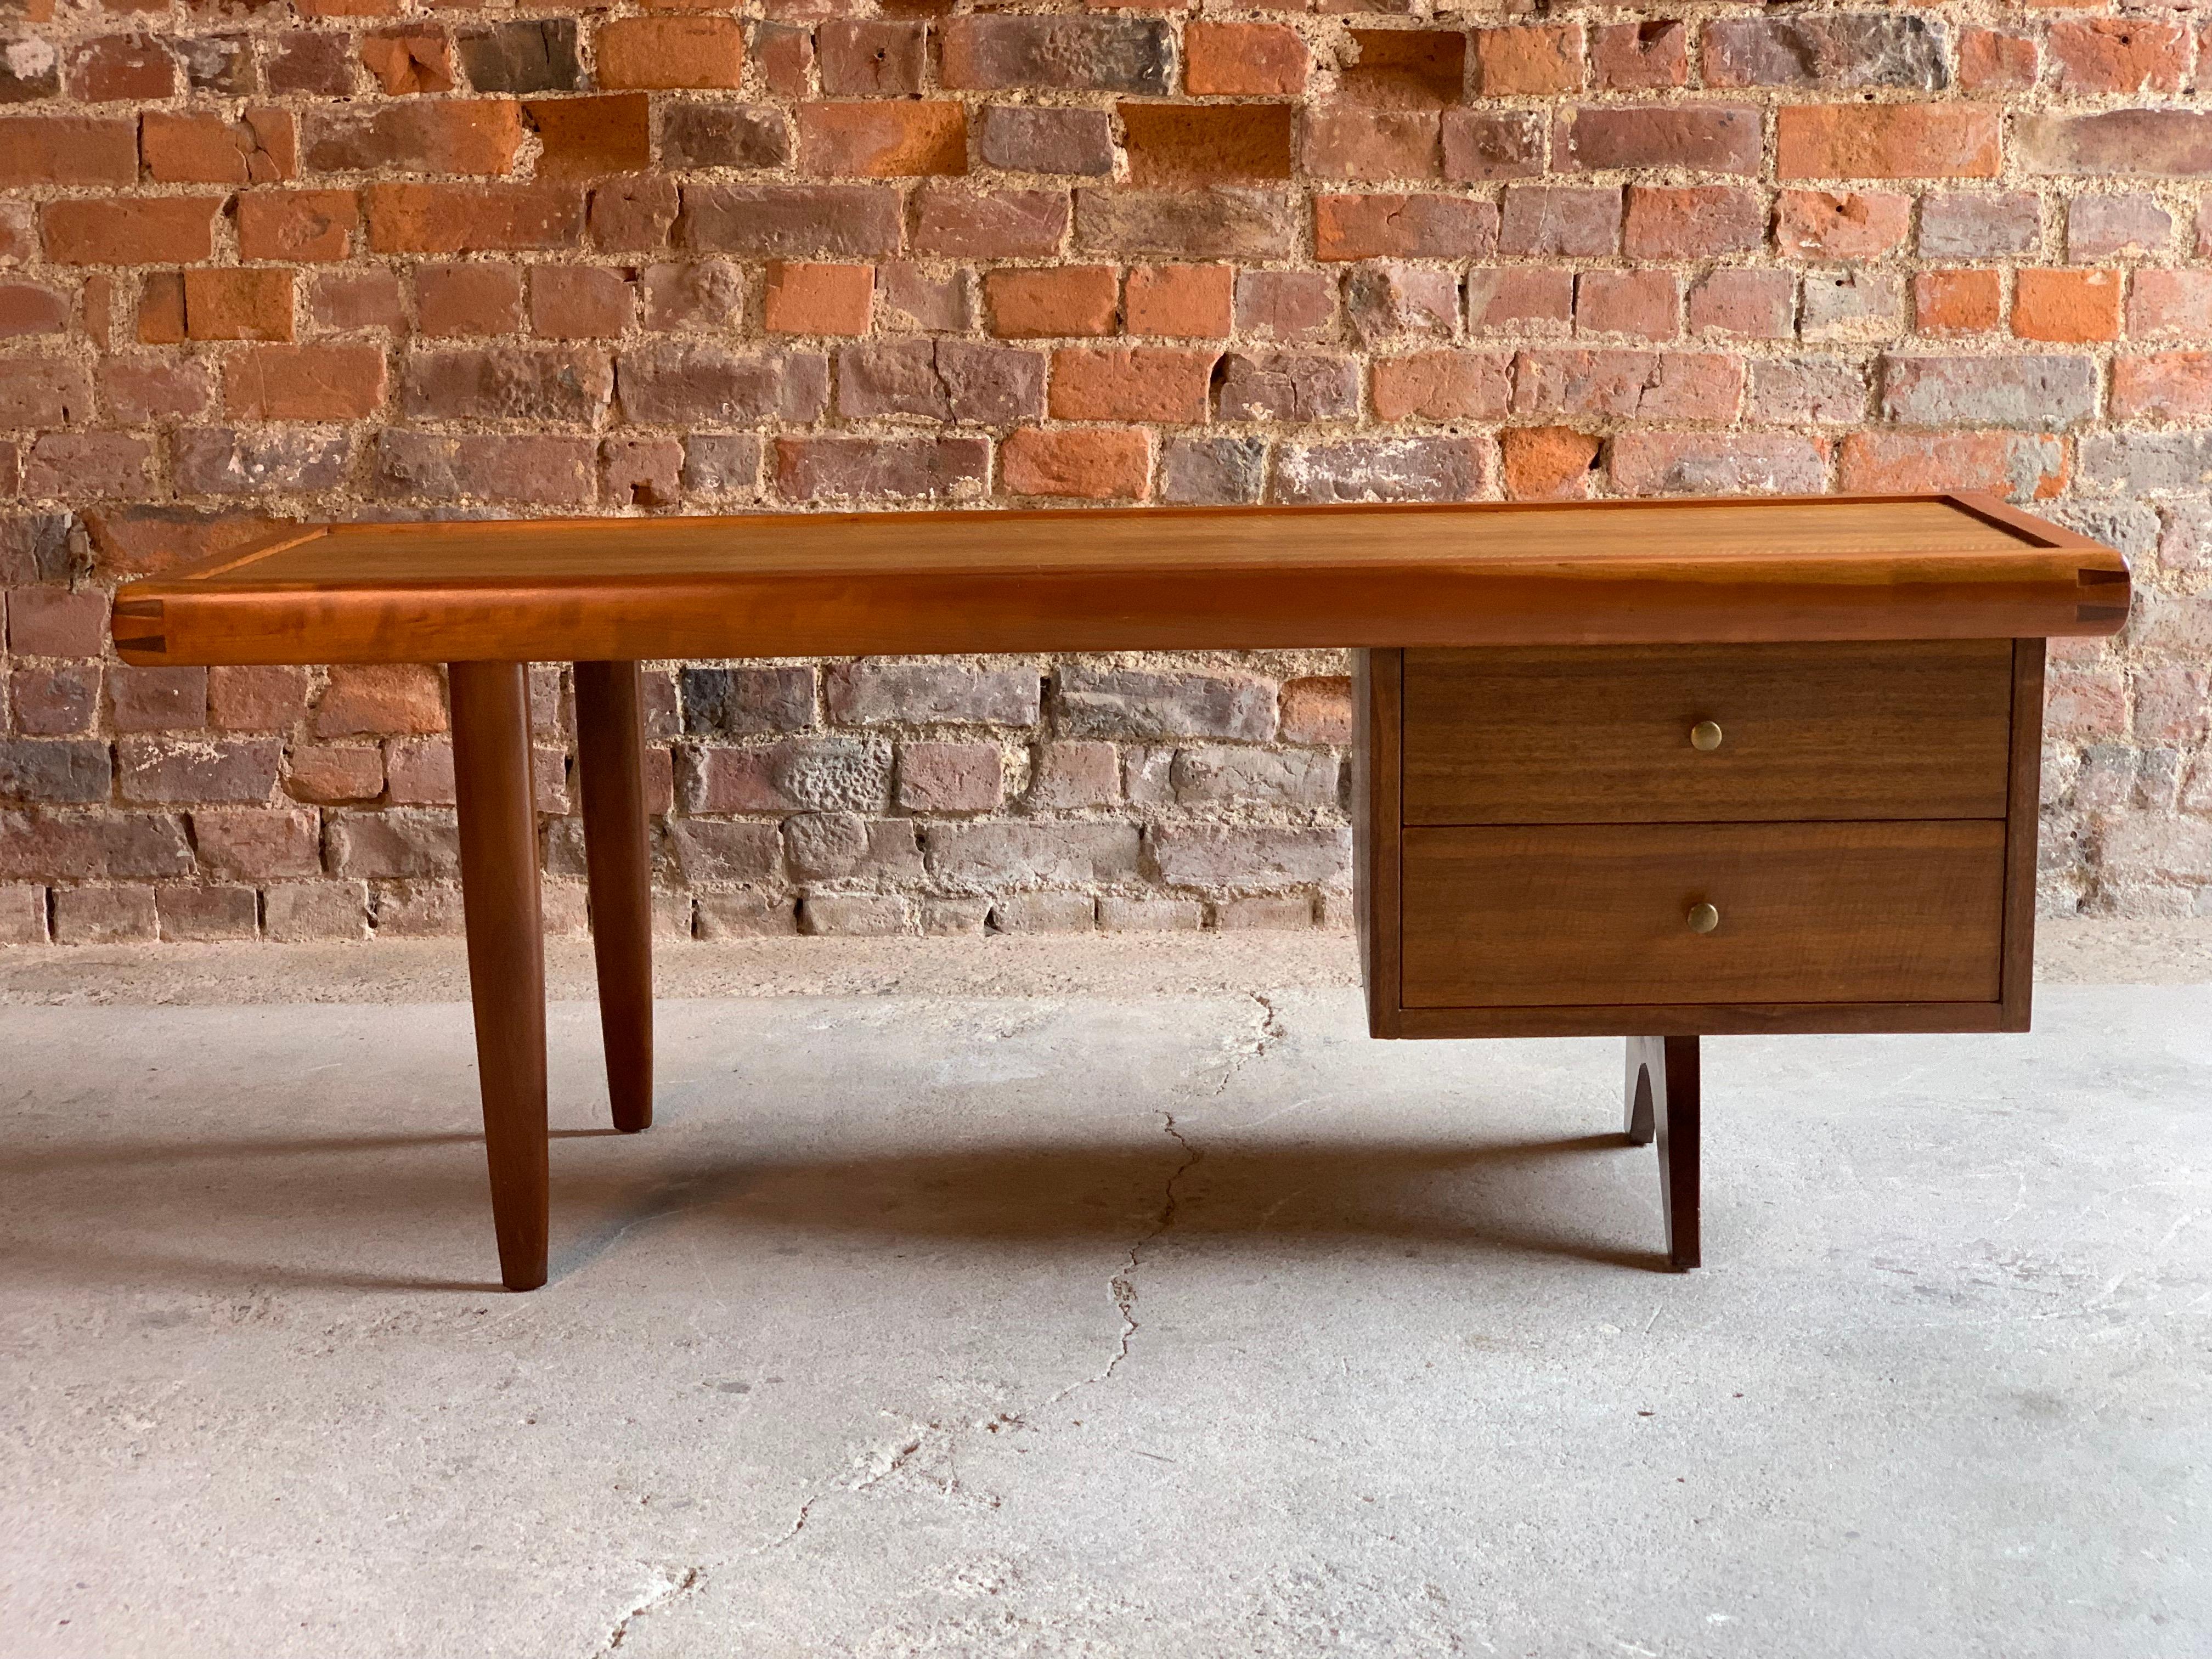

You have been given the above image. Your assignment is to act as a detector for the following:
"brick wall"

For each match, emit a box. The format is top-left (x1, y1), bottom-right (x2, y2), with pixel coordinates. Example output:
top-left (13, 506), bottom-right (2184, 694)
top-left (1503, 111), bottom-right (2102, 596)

top-left (1, 2), bottom-right (2208, 945)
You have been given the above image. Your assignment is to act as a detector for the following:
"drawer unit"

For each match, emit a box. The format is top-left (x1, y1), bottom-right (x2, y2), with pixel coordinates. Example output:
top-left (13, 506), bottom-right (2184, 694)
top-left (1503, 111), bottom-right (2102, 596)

top-left (1357, 639), bottom-right (2042, 1039)
top-left (1401, 640), bottom-right (2015, 825)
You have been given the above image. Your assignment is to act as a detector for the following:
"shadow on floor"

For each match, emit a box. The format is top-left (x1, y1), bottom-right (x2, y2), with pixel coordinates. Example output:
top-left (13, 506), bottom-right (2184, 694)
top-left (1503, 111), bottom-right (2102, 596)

top-left (1, 1118), bottom-right (1672, 1293)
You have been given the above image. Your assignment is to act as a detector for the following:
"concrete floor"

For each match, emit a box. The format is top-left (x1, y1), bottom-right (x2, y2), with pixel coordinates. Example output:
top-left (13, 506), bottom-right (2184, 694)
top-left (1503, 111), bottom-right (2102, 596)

top-left (2, 934), bottom-right (2207, 1657)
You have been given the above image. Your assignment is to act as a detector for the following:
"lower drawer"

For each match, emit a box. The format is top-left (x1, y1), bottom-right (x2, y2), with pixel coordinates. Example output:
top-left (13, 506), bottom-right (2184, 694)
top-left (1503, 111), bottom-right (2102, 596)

top-left (1400, 820), bottom-right (2006, 1009)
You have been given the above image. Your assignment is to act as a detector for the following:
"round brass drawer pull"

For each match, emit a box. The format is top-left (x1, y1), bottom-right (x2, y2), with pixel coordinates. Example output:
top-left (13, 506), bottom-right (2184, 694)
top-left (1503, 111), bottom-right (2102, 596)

top-left (1687, 902), bottom-right (1720, 934)
top-left (1690, 720), bottom-right (1724, 752)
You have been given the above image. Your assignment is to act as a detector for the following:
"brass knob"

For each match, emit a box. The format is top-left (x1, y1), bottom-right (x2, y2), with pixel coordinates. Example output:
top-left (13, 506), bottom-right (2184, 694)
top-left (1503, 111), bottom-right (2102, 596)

top-left (1687, 902), bottom-right (1720, 934)
top-left (1690, 720), bottom-right (1724, 752)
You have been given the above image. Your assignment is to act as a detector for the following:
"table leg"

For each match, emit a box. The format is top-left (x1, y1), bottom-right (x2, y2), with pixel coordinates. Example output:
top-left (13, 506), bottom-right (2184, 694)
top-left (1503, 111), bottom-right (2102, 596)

top-left (1624, 1035), bottom-right (1700, 1272)
top-left (573, 660), bottom-right (654, 1134)
top-left (450, 660), bottom-right (549, 1292)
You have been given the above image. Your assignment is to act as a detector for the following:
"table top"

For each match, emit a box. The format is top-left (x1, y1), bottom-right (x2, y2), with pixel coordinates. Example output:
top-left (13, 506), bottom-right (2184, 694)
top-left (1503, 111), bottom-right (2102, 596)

top-left (112, 494), bottom-right (2128, 667)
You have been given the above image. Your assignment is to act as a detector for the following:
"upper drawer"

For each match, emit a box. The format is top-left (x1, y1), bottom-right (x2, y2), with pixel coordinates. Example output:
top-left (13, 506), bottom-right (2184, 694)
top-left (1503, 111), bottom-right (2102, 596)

top-left (1402, 640), bottom-right (2015, 825)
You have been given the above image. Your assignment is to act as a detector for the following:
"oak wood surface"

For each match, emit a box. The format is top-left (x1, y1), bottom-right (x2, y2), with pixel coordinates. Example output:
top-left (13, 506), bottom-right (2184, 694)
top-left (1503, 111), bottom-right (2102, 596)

top-left (449, 661), bottom-right (549, 1293)
top-left (1400, 820), bottom-right (2007, 1009)
top-left (1402, 641), bottom-right (2015, 825)
top-left (111, 494), bottom-right (2130, 667)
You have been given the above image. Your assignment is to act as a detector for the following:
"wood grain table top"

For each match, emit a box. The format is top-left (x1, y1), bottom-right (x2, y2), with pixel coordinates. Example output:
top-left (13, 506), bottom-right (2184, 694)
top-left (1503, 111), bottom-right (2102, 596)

top-left (112, 493), bottom-right (2129, 666)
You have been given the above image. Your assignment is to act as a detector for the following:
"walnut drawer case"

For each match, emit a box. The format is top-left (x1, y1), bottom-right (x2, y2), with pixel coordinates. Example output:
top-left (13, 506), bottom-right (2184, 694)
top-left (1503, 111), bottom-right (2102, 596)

top-left (1356, 638), bottom-right (2045, 1040)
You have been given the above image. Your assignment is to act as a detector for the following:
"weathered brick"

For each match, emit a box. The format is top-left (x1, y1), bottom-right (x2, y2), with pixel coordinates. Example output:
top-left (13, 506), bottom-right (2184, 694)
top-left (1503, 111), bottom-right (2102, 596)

top-left (1918, 192), bottom-right (2042, 259)
top-left (1776, 191), bottom-right (1911, 259)
top-left (2113, 355), bottom-right (2212, 424)
top-left (42, 197), bottom-right (221, 266)
top-left (781, 814), bottom-right (921, 884)
top-left (533, 94), bottom-right (652, 183)
top-left (326, 811), bottom-right (457, 878)
top-left (143, 109), bottom-right (296, 186)
top-left (1958, 29), bottom-right (2037, 93)
top-left (1274, 437), bottom-right (1486, 505)
top-left (975, 106), bottom-right (1114, 177)
top-left (681, 435), bottom-right (763, 498)
top-left (302, 101), bottom-right (522, 176)
top-left (1623, 187), bottom-right (1763, 261)
top-left (1003, 427), bottom-right (1148, 500)
top-left (405, 345), bottom-right (611, 421)
top-left (2013, 269), bottom-right (2122, 345)
top-left (1216, 351), bottom-right (1358, 423)
top-left (67, 35), bottom-right (177, 103)
top-left (1778, 106), bottom-right (1999, 180)
top-left (1029, 742), bottom-right (1119, 808)
top-left (1592, 21), bottom-right (1686, 91)
top-left (1470, 26), bottom-right (1578, 95)
top-left (1126, 264), bottom-right (1231, 340)
top-left (799, 101), bottom-right (968, 179)
top-left (1341, 29), bottom-right (1463, 109)
top-left (991, 893), bottom-right (1096, 934)
top-left (2049, 20), bottom-right (2190, 96)
top-left (818, 20), bottom-right (924, 98)
top-left (360, 28), bottom-right (455, 97)
top-left (595, 17), bottom-right (746, 91)
top-left (667, 820), bottom-right (781, 888)
top-left (679, 184), bottom-right (901, 258)
top-left (1315, 194), bottom-right (1499, 262)
top-left (1151, 825), bottom-right (1348, 891)
top-left (696, 891), bottom-right (794, 939)
top-left (924, 820), bottom-right (1140, 890)
top-left (2068, 196), bottom-right (2174, 263)
top-left (1552, 107), bottom-right (1760, 177)
top-left (1513, 351), bottom-right (1742, 424)
top-left (662, 104), bottom-right (790, 172)
top-left (25, 433), bottom-right (153, 498)
top-left (364, 182), bottom-right (582, 253)
top-left (1748, 358), bottom-right (1870, 427)
top-left (839, 340), bottom-right (1043, 424)
top-left (1705, 14), bottom-right (1947, 91)
top-left (8, 588), bottom-right (106, 658)
top-left (1469, 268), bottom-right (1574, 336)
top-left (0, 117), bottom-right (137, 188)
top-left (939, 17), bottom-right (1171, 96)
top-left (118, 738), bottom-right (280, 806)
top-left (1050, 345), bottom-right (1215, 423)
top-left (109, 665), bottom-right (206, 733)
top-left (209, 666), bottom-right (310, 732)
top-left (763, 262), bottom-right (873, 337)
top-left (1497, 187), bottom-right (1620, 258)
top-left (644, 261), bottom-right (746, 333)
top-left (1074, 188), bottom-right (1295, 261)
top-left (312, 270), bottom-right (405, 331)
top-left (1684, 269), bottom-right (1793, 342)
top-left (267, 33), bottom-right (357, 98)
top-left (52, 887), bottom-right (157, 944)
top-left (913, 187), bottom-right (1068, 259)
top-left (898, 741), bottom-right (1004, 811)
top-left (1159, 436), bottom-right (1267, 506)
top-left (985, 267), bottom-right (1118, 339)
top-left (775, 436), bottom-right (989, 503)
top-left (455, 19), bottom-right (578, 95)
top-left (1576, 272), bottom-right (1678, 342)
top-left (597, 436), bottom-right (682, 508)
top-left (1881, 355), bottom-right (2100, 431)
top-left (1173, 746), bottom-right (1336, 808)
top-left (0, 810), bottom-right (193, 881)
top-left (225, 345), bottom-right (386, 420)
top-left (157, 885), bottom-right (259, 941)
top-left (237, 190), bottom-right (357, 263)
top-left (0, 283), bottom-right (68, 338)
top-left (1611, 433), bottom-right (1830, 496)
top-left (1442, 113), bottom-right (1543, 184)
top-left (0, 358), bottom-right (94, 427)
top-left (1373, 351), bottom-right (1510, 422)
top-left (1342, 263), bottom-right (1458, 345)
top-left (2016, 112), bottom-right (2212, 179)
top-left (2128, 272), bottom-right (2212, 339)
top-left (1801, 271), bottom-right (1905, 344)
top-left (0, 740), bottom-right (111, 805)
top-left (286, 746), bottom-right (385, 806)
top-left (1501, 426), bottom-right (1601, 501)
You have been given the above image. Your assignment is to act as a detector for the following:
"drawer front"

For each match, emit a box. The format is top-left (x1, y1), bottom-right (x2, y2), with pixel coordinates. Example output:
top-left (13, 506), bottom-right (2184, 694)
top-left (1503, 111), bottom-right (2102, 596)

top-left (1400, 821), bottom-right (2005, 1009)
top-left (1402, 641), bottom-right (2014, 825)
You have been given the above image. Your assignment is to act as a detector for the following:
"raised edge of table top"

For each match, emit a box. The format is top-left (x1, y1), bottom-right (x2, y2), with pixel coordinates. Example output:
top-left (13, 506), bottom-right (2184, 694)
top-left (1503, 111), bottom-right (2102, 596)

top-left (113, 494), bottom-right (2130, 666)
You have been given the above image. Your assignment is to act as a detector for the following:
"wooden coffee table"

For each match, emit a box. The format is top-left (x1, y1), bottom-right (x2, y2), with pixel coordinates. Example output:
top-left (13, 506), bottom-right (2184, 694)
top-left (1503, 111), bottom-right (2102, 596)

top-left (113, 495), bottom-right (2129, 1288)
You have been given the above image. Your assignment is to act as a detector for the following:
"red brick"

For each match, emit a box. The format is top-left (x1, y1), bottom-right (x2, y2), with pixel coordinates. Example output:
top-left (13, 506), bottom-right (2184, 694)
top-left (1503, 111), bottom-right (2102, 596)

top-left (1915, 269), bottom-right (2003, 336)
top-left (25, 433), bottom-right (152, 498)
top-left (1837, 432), bottom-right (2067, 501)
top-left (315, 664), bottom-right (447, 737)
top-left (1468, 268), bottom-right (1573, 335)
top-left (416, 263), bottom-right (523, 336)
top-left (1305, 110), bottom-right (1440, 183)
top-left (1441, 112), bottom-right (1544, 185)
top-left (2049, 20), bottom-right (2189, 94)
top-left (816, 20), bottom-right (924, 97)
top-left (183, 269), bottom-right (295, 342)
top-left (937, 16), bottom-right (1174, 97)
top-left (1685, 269), bottom-right (1792, 340)
top-left (1235, 270), bottom-right (1335, 340)
top-left (529, 94), bottom-right (653, 181)
top-left (598, 436), bottom-right (683, 509)
top-left (236, 190), bottom-right (357, 263)
top-left (1515, 349), bottom-right (1741, 426)
top-left (1502, 426), bottom-right (1601, 501)
top-left (287, 746), bottom-right (384, 804)
top-left (267, 31), bottom-right (358, 97)
top-left (0, 357), bottom-right (92, 426)
top-left (1472, 25), bottom-right (1582, 95)
top-left (529, 266), bottom-right (634, 339)
top-left (191, 807), bottom-right (321, 876)
top-left (1553, 106), bottom-right (1760, 176)
top-left (142, 109), bottom-right (296, 185)
top-left (976, 107), bottom-right (1114, 177)
top-left (224, 345), bottom-right (387, 419)
top-left (1780, 105), bottom-right (2000, 180)
top-left (134, 273), bottom-right (183, 346)
top-left (775, 436), bottom-right (990, 504)
top-left (1591, 21), bottom-right (1686, 91)
top-left (985, 267), bottom-right (1119, 338)
top-left (1498, 185), bottom-right (1621, 258)
top-left (1372, 351), bottom-right (1510, 422)
top-left (42, 197), bottom-right (221, 266)
top-left (0, 117), bottom-right (137, 187)
top-left (312, 270), bottom-right (405, 332)
top-left (302, 101), bottom-right (523, 176)
top-left (1958, 29), bottom-right (2038, 92)
top-left (0, 283), bottom-right (68, 338)
top-left (1622, 187), bottom-right (1762, 260)
top-left (912, 188), bottom-right (1068, 259)
top-left (1185, 22), bottom-right (1307, 96)
top-left (7, 588), bottom-right (107, 657)
top-left (110, 665), bottom-right (207, 732)
top-left (1315, 194), bottom-right (1498, 262)
top-left (1776, 191), bottom-right (1911, 259)
top-left (752, 22), bottom-right (812, 98)
top-left (2128, 270), bottom-right (2212, 338)
top-left (2013, 269), bottom-right (2121, 344)
top-left (763, 262), bottom-right (876, 336)
top-left (1611, 432), bottom-right (1829, 496)
top-left (1575, 272), bottom-right (1678, 342)
top-left (1049, 346), bottom-right (1215, 422)
top-left (595, 17), bottom-right (746, 90)
top-left (1121, 103), bottom-right (1294, 186)
top-left (2112, 354), bottom-right (2212, 422)
top-left (366, 183), bottom-right (582, 253)
top-left (799, 101), bottom-right (968, 178)
top-left (360, 28), bottom-right (454, 95)
top-left (1001, 427), bottom-right (1148, 500)
top-left (96, 355), bottom-right (205, 424)
top-left (588, 177), bottom-right (678, 253)
top-left (67, 35), bottom-right (176, 103)
top-left (208, 668), bottom-right (311, 732)
top-left (1125, 264), bottom-right (1231, 339)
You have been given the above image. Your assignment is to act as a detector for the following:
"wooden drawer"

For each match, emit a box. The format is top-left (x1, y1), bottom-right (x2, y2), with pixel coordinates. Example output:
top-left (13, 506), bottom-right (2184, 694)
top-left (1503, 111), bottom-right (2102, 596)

top-left (1399, 820), bottom-right (2006, 1009)
top-left (1402, 641), bottom-right (2013, 825)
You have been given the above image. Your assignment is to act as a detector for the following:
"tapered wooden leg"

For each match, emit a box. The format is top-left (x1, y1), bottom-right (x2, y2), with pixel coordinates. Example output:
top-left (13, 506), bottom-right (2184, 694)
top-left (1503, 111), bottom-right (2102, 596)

top-left (1625, 1035), bottom-right (1700, 1271)
top-left (573, 660), bottom-right (654, 1134)
top-left (450, 661), bottom-right (549, 1292)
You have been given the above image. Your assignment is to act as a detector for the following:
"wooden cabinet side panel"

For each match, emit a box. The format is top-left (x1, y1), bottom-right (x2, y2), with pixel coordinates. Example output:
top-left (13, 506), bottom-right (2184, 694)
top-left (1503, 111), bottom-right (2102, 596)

top-left (1354, 649), bottom-right (1405, 1037)
top-left (2000, 637), bottom-right (2046, 1031)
